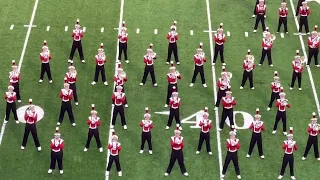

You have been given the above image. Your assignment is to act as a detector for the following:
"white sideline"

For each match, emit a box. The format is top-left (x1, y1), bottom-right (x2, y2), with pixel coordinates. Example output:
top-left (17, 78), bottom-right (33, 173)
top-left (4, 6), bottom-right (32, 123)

top-left (289, 0), bottom-right (320, 116)
top-left (105, 0), bottom-right (125, 179)
top-left (205, 0), bottom-right (223, 176)
top-left (0, 0), bottom-right (39, 145)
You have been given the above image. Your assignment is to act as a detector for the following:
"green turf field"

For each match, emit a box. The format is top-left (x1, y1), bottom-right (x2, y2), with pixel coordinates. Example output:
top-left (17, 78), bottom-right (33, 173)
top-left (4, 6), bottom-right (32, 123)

top-left (0, 0), bottom-right (320, 180)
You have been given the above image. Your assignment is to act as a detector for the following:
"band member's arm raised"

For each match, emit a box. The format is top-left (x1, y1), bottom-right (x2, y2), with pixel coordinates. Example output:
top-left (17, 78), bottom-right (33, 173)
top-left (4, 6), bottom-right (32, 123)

top-left (222, 99), bottom-right (228, 107)
top-left (166, 33), bottom-right (170, 39)
top-left (214, 34), bottom-right (219, 42)
top-left (221, 35), bottom-right (226, 42)
top-left (113, 75), bottom-right (118, 82)
top-left (24, 111), bottom-right (28, 121)
top-left (282, 142), bottom-right (287, 149)
top-left (180, 139), bottom-right (184, 148)
top-left (123, 77), bottom-right (127, 82)
top-left (194, 56), bottom-right (200, 64)
top-left (286, 103), bottom-right (291, 108)
top-left (249, 122), bottom-right (254, 129)
top-left (117, 144), bottom-right (122, 151)
top-left (236, 141), bottom-right (240, 150)
top-left (175, 34), bottom-right (179, 41)
top-left (60, 141), bottom-right (65, 150)
top-left (199, 121), bottom-right (204, 127)
top-left (107, 143), bottom-right (112, 150)
top-left (307, 126), bottom-right (313, 133)
top-left (170, 138), bottom-right (175, 147)
top-left (261, 123), bottom-right (265, 131)
top-left (169, 99), bottom-right (174, 106)
top-left (139, 121), bottom-right (144, 127)
top-left (121, 96), bottom-right (126, 104)
top-left (177, 74), bottom-right (182, 79)
top-left (293, 144), bottom-right (298, 150)
top-left (144, 56), bottom-right (148, 64)
top-left (59, 91), bottom-right (63, 99)
top-left (80, 31), bottom-right (84, 37)
top-left (97, 119), bottom-right (101, 127)
top-left (111, 94), bottom-right (116, 104)
top-left (306, 8), bottom-right (310, 15)
top-left (231, 99), bottom-right (236, 105)
top-left (275, 101), bottom-right (280, 107)
top-left (50, 141), bottom-right (54, 149)
top-left (72, 31), bottom-right (75, 37)
top-left (243, 62), bottom-right (248, 69)
top-left (68, 91), bottom-right (73, 100)
top-left (87, 118), bottom-right (91, 125)
top-left (226, 141), bottom-right (231, 149)
top-left (118, 34), bottom-right (122, 39)
top-left (208, 122), bottom-right (213, 129)
top-left (150, 123), bottom-right (154, 129)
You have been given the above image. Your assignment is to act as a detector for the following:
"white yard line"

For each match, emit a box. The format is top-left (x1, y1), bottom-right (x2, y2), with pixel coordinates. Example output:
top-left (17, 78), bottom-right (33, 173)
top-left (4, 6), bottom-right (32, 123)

top-left (227, 31), bottom-right (230, 36)
top-left (105, 0), bottom-right (125, 179)
top-left (10, 25), bottom-right (14, 30)
top-left (136, 28), bottom-right (140, 34)
top-left (280, 33), bottom-right (284, 38)
top-left (190, 30), bottom-right (194, 35)
top-left (46, 26), bottom-right (50, 31)
top-left (83, 27), bottom-right (86, 32)
top-left (0, 0), bottom-right (40, 145)
top-left (245, 32), bottom-right (248, 37)
top-left (65, 26), bottom-right (68, 31)
top-left (154, 29), bottom-right (158, 34)
top-left (101, 27), bottom-right (104, 33)
top-left (23, 25), bottom-right (37, 27)
top-left (205, 0), bottom-right (223, 176)
top-left (289, 0), bottom-right (320, 116)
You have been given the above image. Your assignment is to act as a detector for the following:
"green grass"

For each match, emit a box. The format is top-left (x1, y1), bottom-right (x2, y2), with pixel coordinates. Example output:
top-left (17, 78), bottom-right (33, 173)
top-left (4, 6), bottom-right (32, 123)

top-left (0, 0), bottom-right (320, 180)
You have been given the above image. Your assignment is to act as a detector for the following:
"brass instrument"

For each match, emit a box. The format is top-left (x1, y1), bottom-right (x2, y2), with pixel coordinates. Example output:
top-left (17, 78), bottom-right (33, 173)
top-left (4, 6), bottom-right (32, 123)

top-left (281, 99), bottom-right (289, 106)
top-left (70, 70), bottom-right (77, 79)
top-left (175, 70), bottom-right (180, 77)
top-left (270, 34), bottom-right (276, 41)
top-left (254, 120), bottom-right (262, 128)
top-left (287, 140), bottom-right (295, 148)
top-left (247, 55), bottom-right (254, 61)
top-left (313, 123), bottom-right (320, 131)
top-left (298, 56), bottom-right (305, 67)
top-left (120, 71), bottom-right (126, 79)
top-left (225, 98), bottom-right (233, 103)
top-left (226, 72), bottom-right (232, 80)
top-left (62, 89), bottom-right (69, 96)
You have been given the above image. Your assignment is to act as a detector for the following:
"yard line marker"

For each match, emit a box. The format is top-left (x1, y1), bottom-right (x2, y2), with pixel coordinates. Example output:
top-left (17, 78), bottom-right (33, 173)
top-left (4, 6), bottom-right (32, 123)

top-left (204, 30), bottom-right (217, 33)
top-left (83, 27), bottom-right (86, 32)
top-left (23, 25), bottom-right (37, 27)
top-left (105, 0), bottom-right (125, 179)
top-left (280, 33), bottom-right (284, 38)
top-left (101, 27), bottom-right (104, 33)
top-left (10, 25), bottom-right (14, 30)
top-left (205, 0), bottom-right (223, 176)
top-left (154, 29), bottom-right (158, 34)
top-left (46, 26), bottom-right (50, 31)
top-left (0, 0), bottom-right (40, 146)
top-left (293, 33), bottom-right (307, 35)
top-left (245, 32), bottom-right (248, 37)
top-left (114, 27), bottom-right (119, 30)
top-left (190, 30), bottom-right (193, 35)
top-left (289, 0), bottom-right (320, 116)
top-left (136, 28), bottom-right (140, 34)
top-left (227, 31), bottom-right (230, 36)
top-left (65, 26), bottom-right (68, 31)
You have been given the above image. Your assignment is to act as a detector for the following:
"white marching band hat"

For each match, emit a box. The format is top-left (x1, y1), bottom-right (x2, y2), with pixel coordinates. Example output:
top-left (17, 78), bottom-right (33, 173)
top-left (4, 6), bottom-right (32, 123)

top-left (117, 63), bottom-right (123, 71)
top-left (273, 71), bottom-right (279, 80)
top-left (171, 20), bottom-right (177, 30)
top-left (29, 99), bottom-right (34, 107)
top-left (12, 60), bottom-right (17, 68)
top-left (302, 1), bottom-right (307, 4)
top-left (111, 129), bottom-right (118, 140)
top-left (54, 127), bottom-right (61, 136)
top-left (144, 107), bottom-right (151, 118)
top-left (75, 19), bottom-right (80, 28)
top-left (203, 107), bottom-right (209, 117)
top-left (172, 86), bottom-right (178, 95)
top-left (64, 77), bottom-right (69, 86)
top-left (312, 25), bottom-right (318, 34)
top-left (147, 43), bottom-right (153, 52)
top-left (259, 0), bottom-right (264, 2)
top-left (91, 104), bottom-right (97, 114)
top-left (116, 85), bottom-right (123, 90)
top-left (169, 61), bottom-right (176, 70)
top-left (217, 23), bottom-right (223, 31)
top-left (229, 130), bottom-right (236, 136)
top-left (174, 126), bottom-right (181, 134)
top-left (8, 83), bottom-right (14, 90)
top-left (311, 112), bottom-right (317, 121)
top-left (226, 90), bottom-right (232, 94)
top-left (121, 21), bottom-right (127, 31)
top-left (42, 40), bottom-right (48, 49)
top-left (295, 50), bottom-right (300, 58)
top-left (221, 66), bottom-right (226, 75)
top-left (98, 43), bottom-right (104, 51)
top-left (287, 127), bottom-right (293, 137)
top-left (254, 108), bottom-right (261, 118)
top-left (199, 42), bottom-right (203, 49)
top-left (279, 87), bottom-right (285, 96)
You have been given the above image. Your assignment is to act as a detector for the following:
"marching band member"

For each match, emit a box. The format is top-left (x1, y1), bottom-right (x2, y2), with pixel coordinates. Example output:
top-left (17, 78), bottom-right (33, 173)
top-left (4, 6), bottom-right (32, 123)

top-left (57, 78), bottom-right (75, 127)
top-left (240, 49), bottom-right (255, 90)
top-left (295, 0), bottom-right (304, 17)
top-left (307, 26), bottom-right (319, 67)
top-left (166, 22), bottom-right (179, 65)
top-left (246, 108), bottom-right (265, 159)
top-left (252, 0), bottom-right (261, 18)
top-left (65, 61), bottom-right (78, 105)
top-left (298, 1), bottom-right (310, 35)
top-left (118, 21), bottom-right (129, 63)
top-left (277, 1), bottom-right (288, 34)
top-left (259, 32), bottom-right (273, 66)
top-left (253, 0), bottom-right (267, 33)
top-left (111, 86), bottom-right (127, 129)
top-left (219, 90), bottom-right (236, 131)
top-left (213, 23), bottom-right (226, 66)
top-left (84, 104), bottom-right (103, 152)
top-left (48, 127), bottom-right (64, 174)
top-left (106, 130), bottom-right (122, 177)
top-left (4, 84), bottom-right (19, 124)
top-left (39, 40), bottom-right (53, 83)
top-left (215, 66), bottom-right (230, 109)
top-left (166, 86), bottom-right (182, 130)
top-left (302, 112), bottom-right (320, 161)
top-left (190, 43), bottom-right (207, 87)
top-left (272, 87), bottom-right (291, 135)
top-left (278, 127), bottom-right (297, 180)
top-left (267, 71), bottom-right (281, 111)
top-left (21, 99), bottom-right (41, 151)
top-left (139, 107), bottom-right (154, 154)
top-left (164, 127), bottom-right (189, 177)
top-left (196, 107), bottom-right (212, 155)
top-left (68, 19), bottom-right (84, 63)
top-left (165, 62), bottom-right (181, 108)
top-left (9, 60), bottom-right (21, 102)
top-left (114, 63), bottom-right (128, 107)
top-left (140, 44), bottom-right (157, 87)
top-left (221, 131), bottom-right (241, 180)
top-left (92, 43), bottom-right (108, 85)
top-left (290, 50), bottom-right (304, 90)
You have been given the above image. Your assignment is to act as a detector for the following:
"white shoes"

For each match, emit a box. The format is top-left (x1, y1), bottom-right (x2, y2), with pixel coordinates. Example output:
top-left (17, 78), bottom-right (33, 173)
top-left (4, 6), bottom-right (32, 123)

top-left (252, 15), bottom-right (256, 18)
top-left (189, 83), bottom-right (194, 87)
top-left (110, 125), bottom-right (114, 129)
top-left (72, 123), bottom-right (76, 127)
top-left (140, 83), bottom-right (143, 86)
top-left (75, 102), bottom-right (79, 106)
top-left (39, 79), bottom-right (43, 83)
top-left (283, 132), bottom-right (287, 136)
top-left (299, 88), bottom-right (302, 91)
top-left (272, 130), bottom-right (277, 134)
top-left (212, 63), bottom-right (215, 66)
top-left (60, 170), bottom-right (63, 174)
top-left (99, 147), bottom-right (103, 152)
top-left (4, 120), bottom-right (8, 124)
top-left (48, 169), bottom-right (53, 174)
top-left (15, 120), bottom-right (19, 124)
top-left (253, 29), bottom-right (257, 33)
top-left (49, 80), bottom-right (53, 83)
top-left (237, 175), bottom-right (241, 179)
top-left (270, 64), bottom-right (273, 67)
top-left (208, 152), bottom-right (212, 155)
top-left (260, 155), bottom-right (265, 159)
top-left (183, 172), bottom-right (189, 176)
top-left (203, 84), bottom-right (207, 88)
top-left (21, 146), bottom-right (25, 150)
top-left (291, 176), bottom-right (296, 180)
top-left (105, 171), bottom-right (110, 176)
top-left (123, 125), bottom-right (127, 130)
top-left (104, 82), bottom-right (108, 86)
top-left (164, 173), bottom-right (169, 176)
top-left (139, 150), bottom-right (144, 154)
top-left (81, 60), bottom-right (85, 63)
top-left (18, 100), bottom-right (21, 103)
top-left (91, 81), bottom-right (96, 85)
top-left (57, 122), bottom-right (61, 126)
top-left (164, 104), bottom-right (168, 108)
top-left (177, 62), bottom-right (180, 65)
top-left (246, 154), bottom-right (250, 158)
top-left (165, 126), bottom-right (170, 130)
top-left (217, 128), bottom-right (222, 131)
top-left (125, 60), bottom-right (129, 63)
top-left (154, 83), bottom-right (158, 87)
top-left (166, 62), bottom-right (169, 65)
top-left (290, 87), bottom-right (293, 90)
top-left (317, 158), bottom-right (320, 161)
top-left (84, 148), bottom-right (88, 152)
top-left (125, 104), bottom-right (128, 108)
top-left (267, 107), bottom-right (271, 111)
top-left (221, 174), bottom-right (225, 178)
top-left (149, 150), bottom-right (153, 154)
top-left (118, 171), bottom-right (122, 176)
top-left (68, 59), bottom-right (72, 63)
top-left (240, 86), bottom-right (243, 89)
top-left (302, 157), bottom-right (306, 160)
top-left (196, 151), bottom-right (200, 154)
top-left (251, 87), bottom-right (254, 90)
top-left (37, 147), bottom-right (42, 151)
top-left (222, 63), bottom-right (226, 66)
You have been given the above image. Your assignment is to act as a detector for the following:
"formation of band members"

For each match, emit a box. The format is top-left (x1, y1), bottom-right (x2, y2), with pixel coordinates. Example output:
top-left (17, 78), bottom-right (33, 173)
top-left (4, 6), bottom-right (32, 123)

top-left (2, 0), bottom-right (320, 179)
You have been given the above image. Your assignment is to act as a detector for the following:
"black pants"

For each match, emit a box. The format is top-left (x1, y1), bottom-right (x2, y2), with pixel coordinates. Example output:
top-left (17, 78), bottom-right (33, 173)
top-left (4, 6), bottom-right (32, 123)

top-left (40, 63), bottom-right (52, 80)
top-left (166, 84), bottom-right (177, 105)
top-left (141, 65), bottom-right (156, 84)
top-left (166, 149), bottom-right (187, 174)
top-left (12, 82), bottom-right (21, 101)
top-left (222, 151), bottom-right (240, 175)
top-left (277, 17), bottom-right (288, 32)
top-left (167, 108), bottom-right (180, 127)
top-left (215, 89), bottom-right (226, 107)
top-left (253, 0), bottom-right (259, 15)
top-left (69, 40), bottom-right (84, 61)
top-left (22, 123), bottom-right (40, 147)
top-left (290, 71), bottom-right (302, 88)
top-left (50, 151), bottom-right (63, 170)
top-left (260, 49), bottom-right (272, 65)
top-left (113, 85), bottom-right (128, 104)
top-left (106, 155), bottom-right (121, 171)
top-left (280, 154), bottom-right (294, 176)
top-left (213, 44), bottom-right (224, 63)
top-left (94, 65), bottom-right (106, 82)
top-left (191, 66), bottom-right (205, 84)
top-left (295, 0), bottom-right (303, 16)
top-left (248, 132), bottom-right (263, 156)
top-left (112, 105), bottom-right (126, 126)
top-left (299, 16), bottom-right (309, 33)
top-left (58, 101), bottom-right (75, 124)
top-left (5, 102), bottom-right (18, 121)
top-left (307, 48), bottom-right (319, 65)
top-left (303, 135), bottom-right (319, 158)
top-left (197, 132), bottom-right (211, 152)
top-left (273, 111), bottom-right (287, 132)
top-left (268, 92), bottom-right (280, 108)
top-left (140, 132), bottom-right (152, 150)
top-left (118, 42), bottom-right (128, 61)
top-left (241, 71), bottom-right (253, 88)
top-left (220, 108), bottom-right (234, 130)
top-left (167, 43), bottom-right (179, 63)
top-left (69, 83), bottom-right (78, 103)
top-left (85, 128), bottom-right (102, 149)
top-left (254, 14), bottom-right (266, 31)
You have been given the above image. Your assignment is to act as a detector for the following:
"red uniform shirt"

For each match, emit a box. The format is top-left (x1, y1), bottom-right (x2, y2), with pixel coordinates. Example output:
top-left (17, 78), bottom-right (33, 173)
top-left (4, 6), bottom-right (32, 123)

top-left (167, 73), bottom-right (181, 84)
top-left (262, 38), bottom-right (273, 50)
top-left (95, 54), bottom-right (106, 66)
top-left (217, 78), bottom-right (230, 90)
top-left (276, 99), bottom-right (291, 111)
top-left (308, 36), bottom-right (320, 49)
top-left (199, 119), bottom-right (212, 133)
top-left (4, 92), bottom-right (16, 103)
top-left (271, 82), bottom-right (281, 93)
top-left (144, 55), bottom-right (155, 66)
top-left (194, 54), bottom-right (206, 66)
top-left (118, 33), bottom-right (128, 43)
top-left (24, 110), bottom-right (38, 124)
top-left (292, 60), bottom-right (304, 73)
top-left (308, 124), bottom-right (320, 136)
top-left (65, 72), bottom-right (77, 84)
top-left (114, 75), bottom-right (127, 86)
top-left (169, 97), bottom-right (181, 109)
top-left (40, 52), bottom-right (51, 63)
top-left (243, 60), bottom-right (255, 72)
top-left (278, 7), bottom-right (288, 17)
top-left (256, 4), bottom-right (267, 15)
top-left (249, 121), bottom-right (265, 133)
top-left (282, 140), bottom-right (298, 154)
top-left (214, 33), bottom-right (226, 45)
top-left (108, 142), bottom-right (122, 156)
top-left (72, 29), bottom-right (84, 41)
top-left (299, 6), bottom-right (310, 16)
top-left (50, 138), bottom-right (65, 152)
top-left (167, 31), bottom-right (178, 43)
top-left (170, 136), bottom-right (184, 150)
top-left (60, 89), bottom-right (73, 102)
top-left (140, 120), bottom-right (154, 132)
top-left (226, 138), bottom-right (240, 152)
top-left (222, 97), bottom-right (236, 109)
top-left (112, 92), bottom-right (126, 106)
top-left (87, 116), bottom-right (101, 129)
top-left (9, 71), bottom-right (20, 83)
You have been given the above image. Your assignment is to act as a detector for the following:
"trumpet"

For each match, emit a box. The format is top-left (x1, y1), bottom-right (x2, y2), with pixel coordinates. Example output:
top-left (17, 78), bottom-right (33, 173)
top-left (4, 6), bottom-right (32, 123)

top-left (313, 123), bottom-right (320, 131)
top-left (226, 72), bottom-right (232, 79)
top-left (247, 55), bottom-right (254, 61)
top-left (120, 71), bottom-right (126, 79)
top-left (298, 56), bottom-right (305, 67)
top-left (275, 82), bottom-right (281, 88)
top-left (270, 34), bottom-right (276, 41)
top-left (70, 70), bottom-right (77, 78)
top-left (287, 140), bottom-right (295, 148)
top-left (175, 70), bottom-right (180, 77)
top-left (281, 99), bottom-right (289, 106)
top-left (253, 120), bottom-right (262, 128)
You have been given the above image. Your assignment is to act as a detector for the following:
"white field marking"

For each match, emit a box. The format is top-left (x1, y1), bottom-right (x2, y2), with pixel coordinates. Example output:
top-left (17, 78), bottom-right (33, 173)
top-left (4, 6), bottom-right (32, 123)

top-left (65, 26), bottom-right (68, 31)
top-left (154, 29), bottom-right (158, 34)
top-left (204, 30), bottom-right (217, 33)
top-left (190, 30), bottom-right (194, 35)
top-left (10, 25), bottom-right (14, 30)
top-left (227, 31), bottom-right (230, 36)
top-left (306, 0), bottom-right (320, 4)
top-left (101, 27), bottom-right (104, 33)
top-left (0, 0), bottom-right (40, 146)
top-left (23, 25), bottom-right (37, 27)
top-left (136, 28), bottom-right (140, 34)
top-left (293, 33), bottom-right (307, 35)
top-left (289, 0), bottom-right (320, 116)
top-left (46, 26), bottom-right (50, 31)
top-left (114, 27), bottom-right (119, 30)
top-left (280, 33), bottom-right (284, 38)
top-left (245, 32), bottom-right (248, 37)
top-left (105, 0), bottom-right (125, 179)
top-left (83, 27), bottom-right (86, 32)
top-left (205, 0), bottom-right (223, 175)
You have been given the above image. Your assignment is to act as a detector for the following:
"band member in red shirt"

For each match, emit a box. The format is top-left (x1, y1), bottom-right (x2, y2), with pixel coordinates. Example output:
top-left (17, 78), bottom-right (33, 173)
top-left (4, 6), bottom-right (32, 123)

top-left (190, 43), bottom-right (207, 87)
top-left (272, 87), bottom-right (290, 135)
top-left (253, 0), bottom-right (267, 32)
top-left (307, 26), bottom-right (319, 67)
top-left (196, 107), bottom-right (212, 155)
top-left (259, 32), bottom-right (273, 66)
top-left (140, 44), bottom-right (157, 86)
top-left (68, 19), bottom-right (84, 63)
top-left (57, 78), bottom-right (75, 126)
top-left (165, 62), bottom-right (181, 107)
top-left (166, 86), bottom-right (182, 130)
top-left (84, 104), bottom-right (102, 152)
top-left (213, 23), bottom-right (226, 65)
top-left (267, 71), bottom-right (281, 111)
top-left (298, 1), bottom-right (310, 34)
top-left (302, 112), bottom-right (320, 161)
top-left (166, 21), bottom-right (179, 65)
top-left (164, 127), bottom-right (189, 177)
top-left (215, 66), bottom-right (231, 109)
top-left (65, 61), bottom-right (78, 105)
top-left (114, 63), bottom-right (128, 107)
top-left (92, 43), bottom-right (108, 86)
top-left (39, 40), bottom-right (52, 83)
top-left (4, 84), bottom-right (18, 124)
top-left (240, 49), bottom-right (255, 89)
top-left (290, 50), bottom-right (304, 90)
top-left (277, 2), bottom-right (288, 33)
top-left (219, 90), bottom-right (236, 131)
top-left (139, 107), bottom-right (154, 154)
top-left (118, 21), bottom-right (129, 63)
top-left (48, 127), bottom-right (64, 174)
top-left (106, 130), bottom-right (122, 177)
top-left (21, 99), bottom-right (41, 151)
top-left (247, 108), bottom-right (265, 159)
top-left (111, 86), bottom-right (127, 129)
top-left (9, 60), bottom-right (21, 102)
top-left (278, 127), bottom-right (297, 180)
